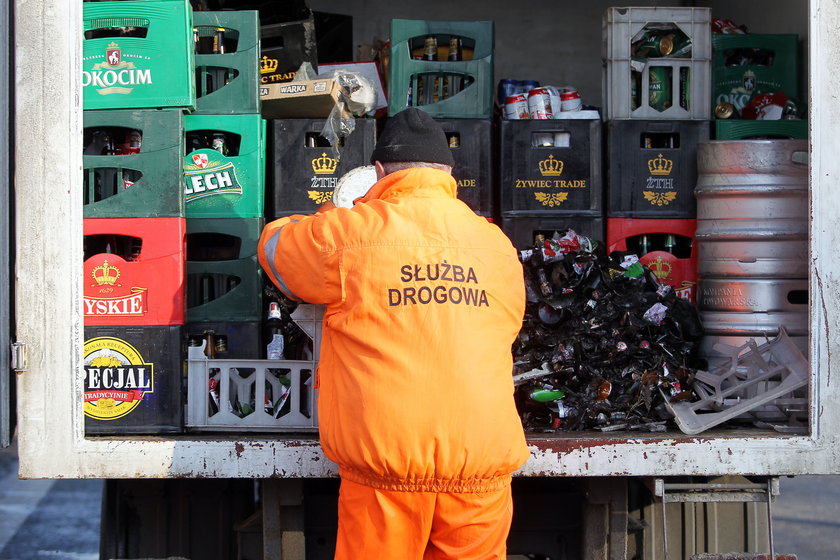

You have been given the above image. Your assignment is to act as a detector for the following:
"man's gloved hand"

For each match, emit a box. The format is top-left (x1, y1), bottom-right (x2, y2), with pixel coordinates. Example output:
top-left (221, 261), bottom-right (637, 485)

top-left (332, 165), bottom-right (377, 208)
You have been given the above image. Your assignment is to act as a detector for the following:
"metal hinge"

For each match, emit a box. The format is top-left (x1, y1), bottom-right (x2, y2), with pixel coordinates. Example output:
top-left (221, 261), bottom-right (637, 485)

top-left (11, 342), bottom-right (27, 373)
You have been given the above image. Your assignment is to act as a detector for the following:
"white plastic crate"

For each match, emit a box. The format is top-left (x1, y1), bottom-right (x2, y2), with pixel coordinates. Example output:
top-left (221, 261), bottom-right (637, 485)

top-left (186, 304), bottom-right (324, 432)
top-left (603, 6), bottom-right (711, 119)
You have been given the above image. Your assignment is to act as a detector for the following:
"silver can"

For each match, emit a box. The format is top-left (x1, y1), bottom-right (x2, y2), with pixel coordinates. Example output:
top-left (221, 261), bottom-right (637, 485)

top-left (504, 93), bottom-right (529, 120)
top-left (528, 87), bottom-right (554, 119)
top-left (560, 87), bottom-right (582, 112)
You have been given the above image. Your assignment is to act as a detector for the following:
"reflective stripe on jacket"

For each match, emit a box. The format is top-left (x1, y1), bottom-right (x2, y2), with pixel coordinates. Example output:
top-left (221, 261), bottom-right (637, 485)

top-left (258, 167), bottom-right (530, 493)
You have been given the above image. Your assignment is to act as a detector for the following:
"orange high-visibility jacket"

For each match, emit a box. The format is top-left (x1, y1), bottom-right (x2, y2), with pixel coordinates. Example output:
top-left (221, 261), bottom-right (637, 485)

top-left (258, 167), bottom-right (530, 493)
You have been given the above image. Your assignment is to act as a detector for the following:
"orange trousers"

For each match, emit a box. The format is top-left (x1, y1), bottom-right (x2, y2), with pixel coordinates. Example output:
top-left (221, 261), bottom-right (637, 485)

top-left (334, 478), bottom-right (513, 560)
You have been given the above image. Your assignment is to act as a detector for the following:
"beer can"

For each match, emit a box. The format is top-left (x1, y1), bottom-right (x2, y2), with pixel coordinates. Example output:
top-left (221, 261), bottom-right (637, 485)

top-left (504, 94), bottom-right (529, 120)
top-left (497, 79), bottom-right (518, 105)
top-left (528, 87), bottom-right (554, 119)
top-left (559, 87), bottom-right (582, 112)
top-left (544, 86), bottom-right (561, 115)
top-left (648, 66), bottom-right (672, 111)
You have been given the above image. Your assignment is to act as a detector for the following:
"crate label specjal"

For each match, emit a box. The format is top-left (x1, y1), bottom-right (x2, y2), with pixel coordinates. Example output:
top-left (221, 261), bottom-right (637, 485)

top-left (83, 336), bottom-right (155, 420)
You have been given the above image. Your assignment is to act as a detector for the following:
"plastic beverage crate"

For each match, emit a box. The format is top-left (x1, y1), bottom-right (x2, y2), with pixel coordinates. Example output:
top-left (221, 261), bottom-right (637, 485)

top-left (84, 217), bottom-right (186, 326)
top-left (184, 113), bottom-right (266, 219)
top-left (606, 217), bottom-right (698, 303)
top-left (712, 34), bottom-right (800, 114)
top-left (388, 19), bottom-right (494, 118)
top-left (603, 7), bottom-right (711, 120)
top-left (499, 119), bottom-right (603, 215)
top-left (185, 321), bottom-right (261, 360)
top-left (193, 11), bottom-right (260, 114)
top-left (186, 304), bottom-right (324, 432)
top-left (84, 324), bottom-right (184, 435)
top-left (82, 0), bottom-right (195, 111)
top-left (606, 119), bottom-right (710, 218)
top-left (83, 109), bottom-right (185, 218)
top-left (435, 119), bottom-right (495, 218)
top-left (186, 217), bottom-right (264, 323)
top-left (268, 119), bottom-right (376, 217)
top-left (715, 119), bottom-right (808, 140)
top-left (259, 16), bottom-right (318, 85)
top-left (500, 212), bottom-right (605, 251)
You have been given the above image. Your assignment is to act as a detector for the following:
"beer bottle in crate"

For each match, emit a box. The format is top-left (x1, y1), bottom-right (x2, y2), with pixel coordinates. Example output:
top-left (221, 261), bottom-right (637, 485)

top-left (447, 36), bottom-right (463, 97)
top-left (266, 301), bottom-right (285, 360)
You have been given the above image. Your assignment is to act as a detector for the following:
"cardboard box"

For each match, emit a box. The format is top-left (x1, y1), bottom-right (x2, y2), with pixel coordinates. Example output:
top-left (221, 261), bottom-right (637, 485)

top-left (260, 78), bottom-right (343, 118)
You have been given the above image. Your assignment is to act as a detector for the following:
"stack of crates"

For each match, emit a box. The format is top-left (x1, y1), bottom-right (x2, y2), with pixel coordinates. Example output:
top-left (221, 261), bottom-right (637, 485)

top-left (184, 10), bottom-right (267, 361)
top-left (711, 32), bottom-right (806, 140)
top-left (389, 19), bottom-right (497, 218)
top-left (81, 0), bottom-right (194, 434)
top-left (603, 6), bottom-right (712, 303)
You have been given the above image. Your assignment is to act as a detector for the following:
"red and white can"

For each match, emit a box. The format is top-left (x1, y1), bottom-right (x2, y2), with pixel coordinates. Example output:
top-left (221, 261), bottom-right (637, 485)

top-left (528, 87), bottom-right (554, 119)
top-left (504, 93), bottom-right (530, 120)
top-left (560, 87), bottom-right (582, 112)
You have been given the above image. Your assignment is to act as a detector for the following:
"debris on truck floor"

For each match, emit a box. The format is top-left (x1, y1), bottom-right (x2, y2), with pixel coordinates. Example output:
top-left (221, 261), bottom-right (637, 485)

top-left (513, 229), bottom-right (704, 432)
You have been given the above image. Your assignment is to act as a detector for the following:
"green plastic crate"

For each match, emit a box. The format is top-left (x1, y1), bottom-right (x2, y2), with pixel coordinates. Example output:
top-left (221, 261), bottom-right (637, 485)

top-left (712, 34), bottom-right (800, 114)
top-left (388, 19), bottom-right (494, 118)
top-left (715, 119), bottom-right (808, 140)
top-left (186, 217), bottom-right (264, 322)
top-left (83, 0), bottom-right (195, 111)
top-left (184, 114), bottom-right (266, 219)
top-left (83, 109), bottom-right (185, 218)
top-left (193, 11), bottom-right (260, 114)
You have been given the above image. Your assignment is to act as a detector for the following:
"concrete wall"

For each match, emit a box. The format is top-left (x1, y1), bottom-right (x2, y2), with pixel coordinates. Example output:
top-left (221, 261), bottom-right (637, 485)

top-left (305, 0), bottom-right (809, 107)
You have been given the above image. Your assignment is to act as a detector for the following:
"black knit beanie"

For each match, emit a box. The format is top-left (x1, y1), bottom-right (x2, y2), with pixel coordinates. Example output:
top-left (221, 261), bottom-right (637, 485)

top-left (369, 108), bottom-right (455, 167)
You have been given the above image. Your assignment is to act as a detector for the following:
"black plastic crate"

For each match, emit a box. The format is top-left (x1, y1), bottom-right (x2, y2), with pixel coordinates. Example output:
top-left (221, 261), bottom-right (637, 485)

top-left (268, 118), bottom-right (376, 217)
top-left (500, 211), bottom-right (605, 251)
top-left (436, 118), bottom-right (495, 217)
top-left (259, 17), bottom-right (317, 85)
top-left (186, 218), bottom-right (264, 323)
top-left (83, 325), bottom-right (184, 435)
top-left (499, 119), bottom-right (603, 215)
top-left (607, 119), bottom-right (710, 219)
top-left (185, 321), bottom-right (261, 360)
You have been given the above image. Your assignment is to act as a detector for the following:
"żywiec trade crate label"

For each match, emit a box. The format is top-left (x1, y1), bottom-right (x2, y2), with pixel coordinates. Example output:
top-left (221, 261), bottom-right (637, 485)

top-left (184, 149), bottom-right (243, 202)
top-left (83, 337), bottom-right (155, 420)
top-left (306, 152), bottom-right (339, 206)
top-left (84, 257), bottom-right (148, 318)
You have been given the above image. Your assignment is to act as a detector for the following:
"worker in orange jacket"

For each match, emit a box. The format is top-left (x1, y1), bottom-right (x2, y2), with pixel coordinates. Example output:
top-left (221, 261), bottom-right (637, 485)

top-left (258, 108), bottom-right (529, 559)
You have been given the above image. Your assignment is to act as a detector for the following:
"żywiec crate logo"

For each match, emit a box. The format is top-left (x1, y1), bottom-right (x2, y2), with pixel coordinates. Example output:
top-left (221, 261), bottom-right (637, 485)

top-left (306, 152), bottom-right (339, 204)
top-left (84, 258), bottom-right (148, 317)
top-left (82, 42), bottom-right (153, 96)
top-left (184, 150), bottom-right (243, 202)
top-left (83, 337), bottom-right (154, 420)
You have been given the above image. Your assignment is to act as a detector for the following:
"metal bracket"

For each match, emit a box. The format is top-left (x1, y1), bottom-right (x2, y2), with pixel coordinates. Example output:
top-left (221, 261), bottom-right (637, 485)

top-left (11, 341), bottom-right (26, 373)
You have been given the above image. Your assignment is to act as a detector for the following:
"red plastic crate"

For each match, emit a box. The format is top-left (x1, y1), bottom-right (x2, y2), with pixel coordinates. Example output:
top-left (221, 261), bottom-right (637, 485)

top-left (84, 217), bottom-right (186, 325)
top-left (607, 218), bottom-right (698, 303)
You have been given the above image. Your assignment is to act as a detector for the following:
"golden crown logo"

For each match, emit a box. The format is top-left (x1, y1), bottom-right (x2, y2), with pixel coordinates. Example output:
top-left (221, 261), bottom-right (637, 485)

top-left (92, 260), bottom-right (120, 286)
top-left (312, 153), bottom-right (338, 175)
top-left (648, 154), bottom-right (673, 176)
top-left (260, 55), bottom-right (279, 75)
top-left (646, 256), bottom-right (672, 280)
top-left (538, 155), bottom-right (564, 176)
top-left (643, 191), bottom-right (678, 206)
top-left (534, 192), bottom-right (569, 207)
